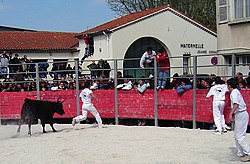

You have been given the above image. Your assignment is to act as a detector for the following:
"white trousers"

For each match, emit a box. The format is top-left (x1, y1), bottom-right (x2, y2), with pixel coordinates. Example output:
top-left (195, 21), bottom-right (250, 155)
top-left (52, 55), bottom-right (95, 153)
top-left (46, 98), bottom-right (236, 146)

top-left (74, 103), bottom-right (102, 127)
top-left (234, 111), bottom-right (250, 157)
top-left (212, 101), bottom-right (226, 131)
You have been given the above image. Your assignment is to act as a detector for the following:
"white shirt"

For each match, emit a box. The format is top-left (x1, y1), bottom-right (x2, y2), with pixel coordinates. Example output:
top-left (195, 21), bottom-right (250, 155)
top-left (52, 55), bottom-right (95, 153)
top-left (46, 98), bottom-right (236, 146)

top-left (230, 88), bottom-right (247, 113)
top-left (206, 84), bottom-right (227, 101)
top-left (79, 88), bottom-right (93, 104)
top-left (140, 50), bottom-right (156, 68)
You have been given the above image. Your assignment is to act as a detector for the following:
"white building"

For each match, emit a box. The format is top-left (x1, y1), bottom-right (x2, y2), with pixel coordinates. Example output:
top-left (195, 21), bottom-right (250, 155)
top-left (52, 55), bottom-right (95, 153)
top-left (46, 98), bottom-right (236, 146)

top-left (78, 5), bottom-right (218, 78)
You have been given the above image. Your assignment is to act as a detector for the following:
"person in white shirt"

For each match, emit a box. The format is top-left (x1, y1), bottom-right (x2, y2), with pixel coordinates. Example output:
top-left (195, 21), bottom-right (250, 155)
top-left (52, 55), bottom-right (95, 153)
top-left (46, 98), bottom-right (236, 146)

top-left (206, 76), bottom-right (228, 134)
top-left (72, 82), bottom-right (103, 128)
top-left (140, 47), bottom-right (156, 79)
top-left (227, 78), bottom-right (250, 162)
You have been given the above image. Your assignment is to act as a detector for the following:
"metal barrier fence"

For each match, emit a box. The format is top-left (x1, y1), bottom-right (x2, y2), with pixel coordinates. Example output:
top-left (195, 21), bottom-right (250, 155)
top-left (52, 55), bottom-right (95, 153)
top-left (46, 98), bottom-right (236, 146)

top-left (0, 53), bottom-right (248, 127)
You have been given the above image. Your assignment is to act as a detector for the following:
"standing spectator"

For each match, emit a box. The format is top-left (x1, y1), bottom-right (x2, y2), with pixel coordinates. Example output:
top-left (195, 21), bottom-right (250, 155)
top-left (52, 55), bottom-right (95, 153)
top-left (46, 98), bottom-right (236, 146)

top-left (0, 53), bottom-right (9, 79)
top-left (13, 69), bottom-right (24, 82)
top-left (87, 61), bottom-right (98, 77)
top-left (10, 54), bottom-right (22, 72)
top-left (72, 82), bottom-right (103, 128)
top-left (206, 76), bottom-right (228, 134)
top-left (66, 64), bottom-right (73, 77)
top-left (140, 47), bottom-right (156, 78)
top-left (227, 78), bottom-right (250, 162)
top-left (156, 49), bottom-right (170, 90)
top-left (21, 55), bottom-right (31, 78)
top-left (103, 60), bottom-right (111, 78)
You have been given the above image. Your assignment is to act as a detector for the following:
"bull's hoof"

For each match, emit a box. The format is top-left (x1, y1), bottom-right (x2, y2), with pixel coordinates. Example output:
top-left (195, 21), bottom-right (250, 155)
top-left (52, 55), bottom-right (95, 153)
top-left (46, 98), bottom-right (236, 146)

top-left (28, 132), bottom-right (31, 136)
top-left (53, 130), bottom-right (57, 132)
top-left (43, 131), bottom-right (47, 133)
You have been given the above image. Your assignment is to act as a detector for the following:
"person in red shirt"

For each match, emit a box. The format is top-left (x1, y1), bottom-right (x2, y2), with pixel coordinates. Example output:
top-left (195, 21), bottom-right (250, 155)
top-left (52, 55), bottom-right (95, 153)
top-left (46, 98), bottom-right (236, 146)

top-left (156, 49), bottom-right (170, 90)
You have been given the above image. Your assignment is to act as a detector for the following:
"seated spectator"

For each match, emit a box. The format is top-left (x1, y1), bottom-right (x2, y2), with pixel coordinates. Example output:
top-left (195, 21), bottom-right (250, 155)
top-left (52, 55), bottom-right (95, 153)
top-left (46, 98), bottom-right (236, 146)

top-left (239, 80), bottom-right (247, 90)
top-left (58, 81), bottom-right (68, 90)
top-left (246, 77), bottom-right (250, 90)
top-left (50, 79), bottom-right (59, 91)
top-left (68, 82), bottom-right (76, 90)
top-left (171, 73), bottom-right (181, 90)
top-left (133, 77), bottom-right (147, 94)
top-left (27, 82), bottom-right (36, 91)
top-left (116, 75), bottom-right (133, 91)
top-left (14, 83), bottom-right (23, 92)
top-left (40, 81), bottom-right (48, 91)
top-left (176, 78), bottom-right (192, 95)
top-left (235, 72), bottom-right (244, 83)
top-left (98, 75), bottom-right (111, 90)
top-left (199, 78), bottom-right (211, 89)
top-left (117, 71), bottom-right (124, 85)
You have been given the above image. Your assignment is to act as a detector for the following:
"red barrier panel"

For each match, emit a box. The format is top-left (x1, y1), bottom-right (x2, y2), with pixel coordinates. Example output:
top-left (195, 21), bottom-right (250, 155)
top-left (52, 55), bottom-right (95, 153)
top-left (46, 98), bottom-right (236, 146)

top-left (1, 89), bottom-right (250, 124)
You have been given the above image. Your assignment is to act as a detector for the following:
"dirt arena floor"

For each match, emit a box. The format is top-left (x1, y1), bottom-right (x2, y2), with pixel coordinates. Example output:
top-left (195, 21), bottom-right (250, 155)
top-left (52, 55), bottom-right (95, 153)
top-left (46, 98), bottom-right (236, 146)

top-left (0, 124), bottom-right (248, 164)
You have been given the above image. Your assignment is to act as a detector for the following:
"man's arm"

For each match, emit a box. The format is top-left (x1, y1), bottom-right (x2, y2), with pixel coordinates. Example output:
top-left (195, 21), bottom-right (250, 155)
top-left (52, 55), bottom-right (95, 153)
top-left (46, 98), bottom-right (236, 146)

top-left (140, 53), bottom-right (145, 68)
top-left (229, 103), bottom-right (239, 122)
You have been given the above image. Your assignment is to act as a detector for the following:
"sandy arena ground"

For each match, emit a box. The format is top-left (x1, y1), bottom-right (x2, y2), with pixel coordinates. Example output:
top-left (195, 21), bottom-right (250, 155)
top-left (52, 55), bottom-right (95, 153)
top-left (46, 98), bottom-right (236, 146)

top-left (0, 124), bottom-right (248, 164)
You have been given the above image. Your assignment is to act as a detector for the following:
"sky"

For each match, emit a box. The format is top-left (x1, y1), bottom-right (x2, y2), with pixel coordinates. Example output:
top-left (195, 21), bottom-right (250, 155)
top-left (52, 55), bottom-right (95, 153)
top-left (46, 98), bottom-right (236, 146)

top-left (0, 0), bottom-right (116, 32)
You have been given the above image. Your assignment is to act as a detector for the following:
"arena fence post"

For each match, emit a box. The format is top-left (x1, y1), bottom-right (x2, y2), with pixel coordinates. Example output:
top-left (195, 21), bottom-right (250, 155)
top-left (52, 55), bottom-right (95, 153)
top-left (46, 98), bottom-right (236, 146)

top-left (35, 63), bottom-right (40, 100)
top-left (154, 57), bottom-right (158, 126)
top-left (192, 56), bottom-right (197, 129)
top-left (35, 63), bottom-right (41, 124)
top-left (231, 54), bottom-right (236, 131)
top-left (75, 60), bottom-right (80, 116)
top-left (231, 54), bottom-right (236, 77)
top-left (114, 60), bottom-right (119, 125)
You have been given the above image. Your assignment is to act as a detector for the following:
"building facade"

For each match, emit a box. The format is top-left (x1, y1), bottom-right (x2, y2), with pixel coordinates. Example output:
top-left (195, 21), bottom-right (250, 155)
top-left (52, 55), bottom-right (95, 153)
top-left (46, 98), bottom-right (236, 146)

top-left (78, 6), bottom-right (218, 78)
top-left (217, 0), bottom-right (250, 76)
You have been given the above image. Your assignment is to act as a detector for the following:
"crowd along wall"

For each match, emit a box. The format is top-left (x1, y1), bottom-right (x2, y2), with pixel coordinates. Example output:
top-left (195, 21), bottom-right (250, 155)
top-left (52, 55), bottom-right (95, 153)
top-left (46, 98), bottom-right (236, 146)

top-left (1, 90), bottom-right (250, 125)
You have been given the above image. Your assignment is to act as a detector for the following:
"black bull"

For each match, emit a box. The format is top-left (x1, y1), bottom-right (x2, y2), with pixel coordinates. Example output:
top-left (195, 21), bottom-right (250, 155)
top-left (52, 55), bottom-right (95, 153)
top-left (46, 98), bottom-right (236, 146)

top-left (17, 98), bottom-right (65, 135)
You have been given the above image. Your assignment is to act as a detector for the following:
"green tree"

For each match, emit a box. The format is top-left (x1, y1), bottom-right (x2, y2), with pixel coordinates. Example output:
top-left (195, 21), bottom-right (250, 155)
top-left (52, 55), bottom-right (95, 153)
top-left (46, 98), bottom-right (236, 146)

top-left (106, 0), bottom-right (216, 31)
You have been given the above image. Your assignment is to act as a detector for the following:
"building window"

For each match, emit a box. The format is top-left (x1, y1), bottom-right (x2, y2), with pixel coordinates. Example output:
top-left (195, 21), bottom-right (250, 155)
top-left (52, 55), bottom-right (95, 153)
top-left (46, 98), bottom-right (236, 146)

top-left (219, 0), bottom-right (228, 22)
top-left (232, 0), bottom-right (250, 20)
top-left (183, 53), bottom-right (191, 75)
top-left (242, 55), bottom-right (250, 65)
top-left (224, 55), bottom-right (240, 66)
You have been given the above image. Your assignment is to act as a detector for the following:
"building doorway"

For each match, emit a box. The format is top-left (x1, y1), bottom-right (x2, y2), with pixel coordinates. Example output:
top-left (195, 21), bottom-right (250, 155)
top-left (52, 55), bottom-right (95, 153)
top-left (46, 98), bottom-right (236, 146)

top-left (123, 37), bottom-right (169, 80)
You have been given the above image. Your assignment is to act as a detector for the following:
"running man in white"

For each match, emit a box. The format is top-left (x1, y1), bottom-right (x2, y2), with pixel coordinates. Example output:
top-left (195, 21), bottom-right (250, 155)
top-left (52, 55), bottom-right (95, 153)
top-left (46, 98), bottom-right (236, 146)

top-left (72, 82), bottom-right (103, 128)
top-left (206, 76), bottom-right (228, 134)
top-left (227, 78), bottom-right (250, 162)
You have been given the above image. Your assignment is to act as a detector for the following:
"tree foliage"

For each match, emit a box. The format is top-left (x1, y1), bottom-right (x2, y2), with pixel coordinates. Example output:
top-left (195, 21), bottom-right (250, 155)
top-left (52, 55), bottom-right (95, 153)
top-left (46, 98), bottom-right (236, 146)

top-left (106, 0), bottom-right (216, 31)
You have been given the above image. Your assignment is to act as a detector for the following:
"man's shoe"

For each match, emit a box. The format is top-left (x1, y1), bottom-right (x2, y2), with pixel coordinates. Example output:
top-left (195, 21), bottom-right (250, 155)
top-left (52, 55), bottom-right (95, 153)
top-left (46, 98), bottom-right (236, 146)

top-left (146, 83), bottom-right (150, 88)
top-left (149, 74), bottom-right (154, 79)
top-left (161, 86), bottom-right (164, 90)
top-left (222, 128), bottom-right (227, 133)
top-left (241, 155), bottom-right (250, 162)
top-left (213, 130), bottom-right (222, 135)
top-left (156, 86), bottom-right (160, 90)
top-left (72, 118), bottom-right (76, 126)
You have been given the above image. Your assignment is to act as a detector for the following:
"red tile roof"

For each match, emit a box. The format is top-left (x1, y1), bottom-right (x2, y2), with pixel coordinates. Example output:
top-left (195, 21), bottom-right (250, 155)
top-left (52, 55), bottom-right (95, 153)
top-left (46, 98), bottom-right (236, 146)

top-left (0, 31), bottom-right (80, 51)
top-left (83, 5), bottom-right (216, 36)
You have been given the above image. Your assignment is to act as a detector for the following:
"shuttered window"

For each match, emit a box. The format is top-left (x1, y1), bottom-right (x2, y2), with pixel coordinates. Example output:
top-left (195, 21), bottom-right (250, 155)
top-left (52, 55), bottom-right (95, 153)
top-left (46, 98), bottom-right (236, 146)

top-left (219, 0), bottom-right (228, 22)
